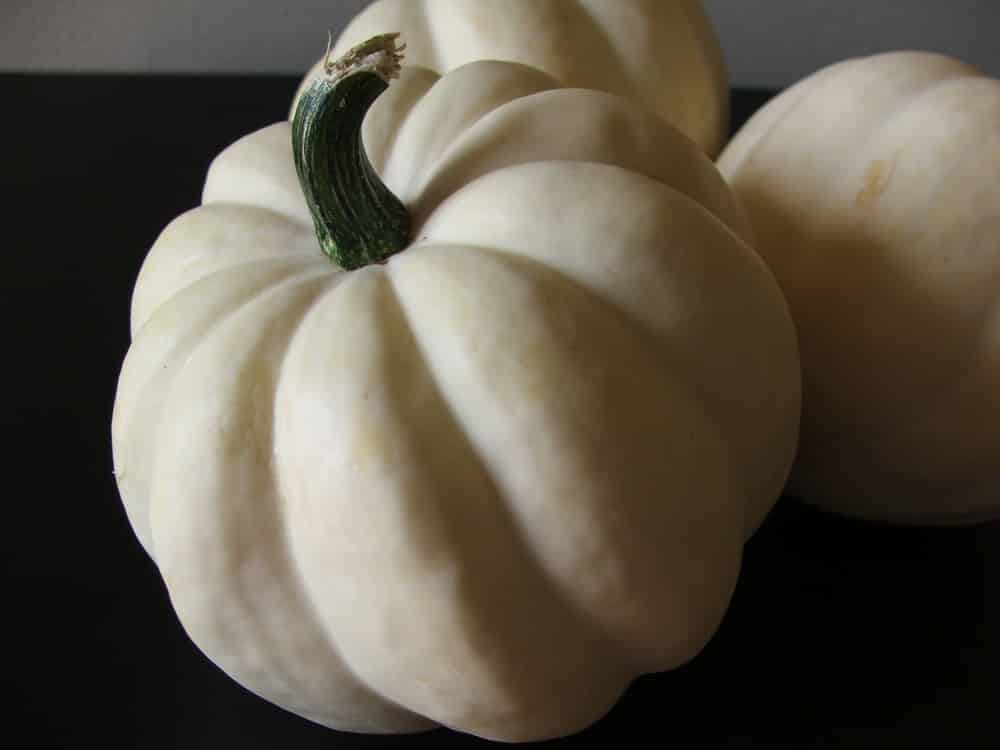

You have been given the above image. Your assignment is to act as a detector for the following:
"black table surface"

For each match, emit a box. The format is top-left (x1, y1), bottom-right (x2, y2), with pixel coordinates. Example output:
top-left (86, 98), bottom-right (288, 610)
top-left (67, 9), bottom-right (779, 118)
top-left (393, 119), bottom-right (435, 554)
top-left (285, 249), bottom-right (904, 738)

top-left (3, 74), bottom-right (997, 749)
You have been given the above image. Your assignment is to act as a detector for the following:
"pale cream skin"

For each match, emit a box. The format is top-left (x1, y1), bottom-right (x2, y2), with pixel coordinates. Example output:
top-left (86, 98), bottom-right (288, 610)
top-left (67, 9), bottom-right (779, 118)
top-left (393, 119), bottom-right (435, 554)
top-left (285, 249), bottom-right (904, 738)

top-left (294, 0), bottom-right (730, 156)
top-left (719, 51), bottom-right (1000, 525)
top-left (112, 60), bottom-right (800, 741)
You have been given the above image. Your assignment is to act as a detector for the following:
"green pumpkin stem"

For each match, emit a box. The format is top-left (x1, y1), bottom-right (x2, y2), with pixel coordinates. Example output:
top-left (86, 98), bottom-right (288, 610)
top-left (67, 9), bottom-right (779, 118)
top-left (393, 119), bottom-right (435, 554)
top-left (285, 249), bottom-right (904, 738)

top-left (291, 33), bottom-right (410, 269)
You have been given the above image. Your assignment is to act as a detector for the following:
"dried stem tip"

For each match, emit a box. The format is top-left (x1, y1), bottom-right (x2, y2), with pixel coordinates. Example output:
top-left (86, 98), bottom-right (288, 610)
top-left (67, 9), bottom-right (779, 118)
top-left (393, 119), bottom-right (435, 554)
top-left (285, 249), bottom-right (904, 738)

top-left (322, 32), bottom-right (405, 84)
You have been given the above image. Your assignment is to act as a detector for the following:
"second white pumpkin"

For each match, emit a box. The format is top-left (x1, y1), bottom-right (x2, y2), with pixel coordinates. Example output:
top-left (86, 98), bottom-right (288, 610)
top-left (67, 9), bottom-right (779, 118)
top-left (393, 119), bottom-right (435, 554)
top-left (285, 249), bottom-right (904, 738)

top-left (294, 0), bottom-right (730, 155)
top-left (719, 51), bottom-right (1000, 524)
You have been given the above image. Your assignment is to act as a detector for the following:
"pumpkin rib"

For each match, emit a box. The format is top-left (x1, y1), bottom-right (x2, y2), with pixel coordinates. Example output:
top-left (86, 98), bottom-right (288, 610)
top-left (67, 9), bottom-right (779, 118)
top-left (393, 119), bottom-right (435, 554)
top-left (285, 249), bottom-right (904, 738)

top-left (376, 61), bottom-right (560, 210)
top-left (412, 160), bottom-right (796, 534)
top-left (385, 264), bottom-right (634, 728)
top-left (132, 255), bottom-right (329, 337)
top-left (271, 267), bottom-right (629, 738)
top-left (557, 0), bottom-right (642, 125)
top-left (410, 0), bottom-right (442, 74)
top-left (362, 67), bottom-right (439, 175)
top-left (670, 0), bottom-right (729, 156)
top-left (146, 267), bottom-right (431, 733)
top-left (132, 211), bottom-right (325, 333)
top-left (266, 273), bottom-right (429, 732)
top-left (412, 238), bottom-right (719, 448)
top-left (203, 122), bottom-right (312, 228)
top-left (389, 242), bottom-right (743, 672)
top-left (270, 268), bottom-right (449, 731)
top-left (382, 256), bottom-right (636, 677)
top-left (720, 55), bottom-right (979, 187)
top-left (114, 260), bottom-right (333, 554)
top-left (403, 87), bottom-right (748, 240)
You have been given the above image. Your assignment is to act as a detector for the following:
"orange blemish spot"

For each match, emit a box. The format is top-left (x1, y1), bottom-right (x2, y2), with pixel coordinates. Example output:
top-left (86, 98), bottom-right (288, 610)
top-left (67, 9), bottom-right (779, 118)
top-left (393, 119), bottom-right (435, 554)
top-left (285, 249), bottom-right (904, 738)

top-left (856, 158), bottom-right (895, 208)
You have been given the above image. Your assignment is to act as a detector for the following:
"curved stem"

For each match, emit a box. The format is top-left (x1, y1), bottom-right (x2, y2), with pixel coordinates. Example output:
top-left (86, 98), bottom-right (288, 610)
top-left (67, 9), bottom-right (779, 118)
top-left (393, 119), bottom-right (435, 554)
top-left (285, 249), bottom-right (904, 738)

top-left (291, 33), bottom-right (410, 270)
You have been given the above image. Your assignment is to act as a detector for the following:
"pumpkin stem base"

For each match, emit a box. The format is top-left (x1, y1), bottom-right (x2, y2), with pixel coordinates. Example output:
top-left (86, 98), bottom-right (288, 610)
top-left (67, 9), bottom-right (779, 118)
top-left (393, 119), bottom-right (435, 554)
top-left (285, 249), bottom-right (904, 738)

top-left (291, 33), bottom-right (410, 270)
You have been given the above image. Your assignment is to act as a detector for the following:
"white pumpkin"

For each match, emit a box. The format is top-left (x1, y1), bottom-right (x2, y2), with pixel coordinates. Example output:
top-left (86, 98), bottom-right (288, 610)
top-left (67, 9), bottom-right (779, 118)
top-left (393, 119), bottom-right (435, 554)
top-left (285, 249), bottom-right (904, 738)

top-left (294, 0), bottom-right (730, 155)
top-left (718, 50), bottom-right (1000, 525)
top-left (112, 37), bottom-right (799, 742)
